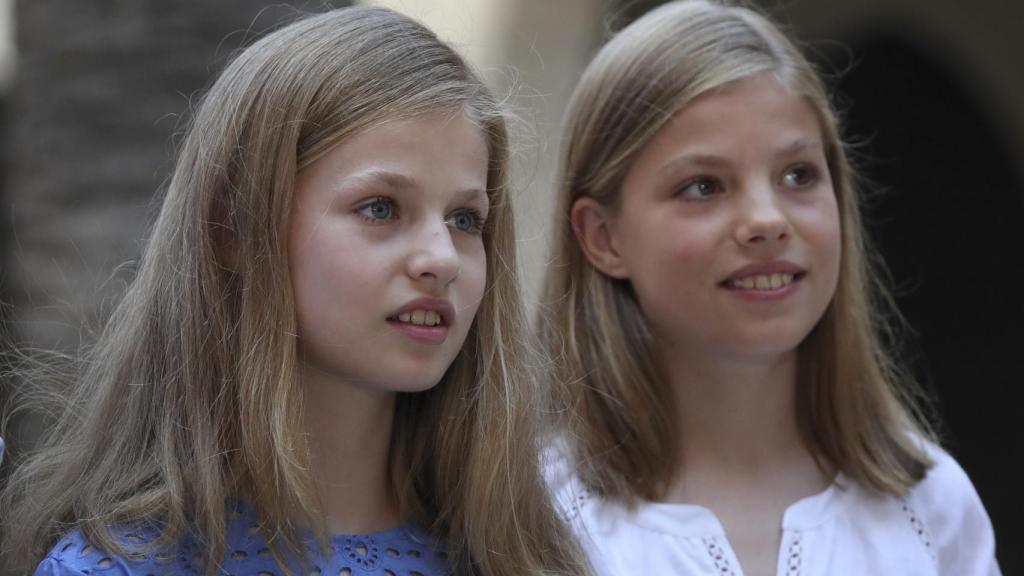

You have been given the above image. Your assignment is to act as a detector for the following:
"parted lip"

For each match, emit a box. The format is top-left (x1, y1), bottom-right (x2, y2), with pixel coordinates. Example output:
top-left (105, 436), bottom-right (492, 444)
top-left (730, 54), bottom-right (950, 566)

top-left (388, 297), bottom-right (455, 326)
top-left (721, 260), bottom-right (805, 284)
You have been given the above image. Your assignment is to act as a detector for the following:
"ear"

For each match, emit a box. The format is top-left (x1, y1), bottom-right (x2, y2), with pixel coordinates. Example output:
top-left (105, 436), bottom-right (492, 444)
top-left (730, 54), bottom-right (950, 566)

top-left (570, 196), bottom-right (629, 279)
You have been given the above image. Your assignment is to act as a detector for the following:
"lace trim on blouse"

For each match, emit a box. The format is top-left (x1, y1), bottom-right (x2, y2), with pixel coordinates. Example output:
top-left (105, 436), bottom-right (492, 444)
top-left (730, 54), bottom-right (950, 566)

top-left (702, 536), bottom-right (737, 576)
top-left (901, 497), bottom-right (936, 560)
top-left (784, 530), bottom-right (803, 575)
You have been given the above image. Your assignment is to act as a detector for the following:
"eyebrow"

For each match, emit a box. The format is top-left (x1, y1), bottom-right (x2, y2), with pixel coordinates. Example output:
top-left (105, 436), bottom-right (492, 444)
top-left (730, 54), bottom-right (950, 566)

top-left (659, 153), bottom-right (729, 174)
top-left (346, 169), bottom-right (417, 192)
top-left (344, 169), bottom-right (488, 203)
top-left (779, 138), bottom-right (825, 156)
top-left (658, 138), bottom-right (826, 174)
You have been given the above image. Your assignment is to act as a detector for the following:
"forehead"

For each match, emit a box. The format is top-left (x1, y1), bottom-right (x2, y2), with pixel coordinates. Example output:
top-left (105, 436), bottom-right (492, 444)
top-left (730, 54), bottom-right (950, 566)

top-left (299, 111), bottom-right (490, 187)
top-left (349, 111), bottom-right (487, 156)
top-left (649, 74), bottom-right (824, 160)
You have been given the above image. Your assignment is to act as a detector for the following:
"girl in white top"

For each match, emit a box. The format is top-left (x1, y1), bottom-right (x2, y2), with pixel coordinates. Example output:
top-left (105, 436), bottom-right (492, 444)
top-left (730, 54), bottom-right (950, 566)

top-left (539, 1), bottom-right (1000, 575)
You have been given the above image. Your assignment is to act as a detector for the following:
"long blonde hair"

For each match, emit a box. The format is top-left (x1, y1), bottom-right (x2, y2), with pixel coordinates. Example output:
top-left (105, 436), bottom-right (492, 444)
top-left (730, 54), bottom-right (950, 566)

top-left (2, 7), bottom-right (585, 576)
top-left (540, 0), bottom-right (935, 505)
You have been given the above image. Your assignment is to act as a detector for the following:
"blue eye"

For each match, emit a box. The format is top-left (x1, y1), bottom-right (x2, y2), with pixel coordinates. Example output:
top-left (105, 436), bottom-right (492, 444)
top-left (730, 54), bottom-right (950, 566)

top-left (446, 209), bottom-right (485, 234)
top-left (356, 197), bottom-right (396, 222)
top-left (677, 178), bottom-right (721, 200)
top-left (782, 165), bottom-right (818, 188)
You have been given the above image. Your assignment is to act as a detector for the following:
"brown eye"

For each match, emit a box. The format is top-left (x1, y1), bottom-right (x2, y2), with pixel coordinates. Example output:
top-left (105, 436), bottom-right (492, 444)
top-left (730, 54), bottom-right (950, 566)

top-left (782, 165), bottom-right (818, 188)
top-left (677, 177), bottom-right (721, 200)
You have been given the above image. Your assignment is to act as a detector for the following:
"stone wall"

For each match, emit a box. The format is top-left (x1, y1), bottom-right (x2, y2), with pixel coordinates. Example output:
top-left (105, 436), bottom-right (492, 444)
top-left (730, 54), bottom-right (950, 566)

top-left (3, 1), bottom-right (353, 351)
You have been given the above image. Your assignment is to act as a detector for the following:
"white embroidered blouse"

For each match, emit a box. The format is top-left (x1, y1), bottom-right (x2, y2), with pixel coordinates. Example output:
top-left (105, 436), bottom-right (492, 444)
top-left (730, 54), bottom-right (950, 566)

top-left (547, 444), bottom-right (1001, 575)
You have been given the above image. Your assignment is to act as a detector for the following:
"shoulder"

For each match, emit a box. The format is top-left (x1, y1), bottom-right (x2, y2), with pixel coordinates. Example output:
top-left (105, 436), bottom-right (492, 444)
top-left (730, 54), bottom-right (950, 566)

top-left (906, 441), bottom-right (1001, 575)
top-left (36, 529), bottom-right (123, 576)
top-left (909, 442), bottom-right (990, 534)
top-left (35, 527), bottom-right (199, 576)
top-left (541, 439), bottom-right (592, 523)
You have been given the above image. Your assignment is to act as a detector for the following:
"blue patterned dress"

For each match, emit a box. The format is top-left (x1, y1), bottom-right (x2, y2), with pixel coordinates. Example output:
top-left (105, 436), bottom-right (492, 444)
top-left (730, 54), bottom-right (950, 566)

top-left (35, 502), bottom-right (449, 576)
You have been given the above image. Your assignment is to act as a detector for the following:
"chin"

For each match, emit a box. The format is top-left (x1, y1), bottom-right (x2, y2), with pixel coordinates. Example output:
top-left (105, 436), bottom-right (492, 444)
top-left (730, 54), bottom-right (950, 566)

top-left (384, 366), bottom-right (451, 393)
top-left (390, 379), bottom-right (445, 394)
top-left (707, 325), bottom-right (803, 358)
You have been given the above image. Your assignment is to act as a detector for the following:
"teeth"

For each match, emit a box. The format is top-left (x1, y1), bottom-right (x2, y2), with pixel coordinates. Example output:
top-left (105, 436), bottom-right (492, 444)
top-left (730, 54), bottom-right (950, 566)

top-left (395, 309), bottom-right (442, 326)
top-left (730, 273), bottom-right (796, 291)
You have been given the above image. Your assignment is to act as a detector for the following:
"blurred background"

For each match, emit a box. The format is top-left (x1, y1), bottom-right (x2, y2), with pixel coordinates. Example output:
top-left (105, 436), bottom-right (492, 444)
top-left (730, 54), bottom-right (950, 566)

top-left (0, 0), bottom-right (1020, 573)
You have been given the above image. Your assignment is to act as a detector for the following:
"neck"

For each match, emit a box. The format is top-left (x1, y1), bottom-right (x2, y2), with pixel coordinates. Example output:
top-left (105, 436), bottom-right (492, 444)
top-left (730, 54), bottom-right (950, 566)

top-left (656, 342), bottom-right (824, 498)
top-left (301, 365), bottom-right (402, 534)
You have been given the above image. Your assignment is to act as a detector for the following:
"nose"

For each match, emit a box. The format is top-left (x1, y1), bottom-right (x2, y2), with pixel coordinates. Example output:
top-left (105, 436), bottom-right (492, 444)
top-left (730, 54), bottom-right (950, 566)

top-left (407, 220), bottom-right (460, 289)
top-left (734, 183), bottom-right (790, 246)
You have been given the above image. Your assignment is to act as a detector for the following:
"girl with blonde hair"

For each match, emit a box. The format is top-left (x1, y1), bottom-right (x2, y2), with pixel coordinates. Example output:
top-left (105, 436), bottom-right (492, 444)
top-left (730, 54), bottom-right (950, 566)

top-left (1, 6), bottom-right (585, 576)
top-left (541, 1), bottom-right (999, 574)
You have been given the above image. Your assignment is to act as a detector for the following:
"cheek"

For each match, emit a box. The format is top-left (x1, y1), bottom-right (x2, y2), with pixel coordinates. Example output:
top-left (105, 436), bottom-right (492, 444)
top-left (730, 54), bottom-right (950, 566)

top-left (290, 248), bottom-right (346, 330)
top-left (798, 198), bottom-right (843, 295)
top-left (826, 216), bottom-right (843, 296)
top-left (621, 235), bottom-right (713, 337)
top-left (817, 201), bottom-right (843, 265)
top-left (460, 243), bottom-right (488, 308)
top-left (624, 224), bottom-right (715, 289)
top-left (289, 230), bottom-right (380, 319)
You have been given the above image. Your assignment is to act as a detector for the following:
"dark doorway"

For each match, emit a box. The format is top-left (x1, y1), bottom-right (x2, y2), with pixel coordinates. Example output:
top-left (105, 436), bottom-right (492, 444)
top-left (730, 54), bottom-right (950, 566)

top-left (815, 32), bottom-right (1024, 573)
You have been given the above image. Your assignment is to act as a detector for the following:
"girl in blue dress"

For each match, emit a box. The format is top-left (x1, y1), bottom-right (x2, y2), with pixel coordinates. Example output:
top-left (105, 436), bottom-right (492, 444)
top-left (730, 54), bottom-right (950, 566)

top-left (1, 7), bottom-right (585, 576)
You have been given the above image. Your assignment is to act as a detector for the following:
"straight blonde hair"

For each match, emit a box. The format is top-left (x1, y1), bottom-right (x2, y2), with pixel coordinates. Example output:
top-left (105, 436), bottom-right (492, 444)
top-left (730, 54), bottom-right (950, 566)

top-left (2, 7), bottom-right (586, 576)
top-left (540, 0), bottom-right (935, 505)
